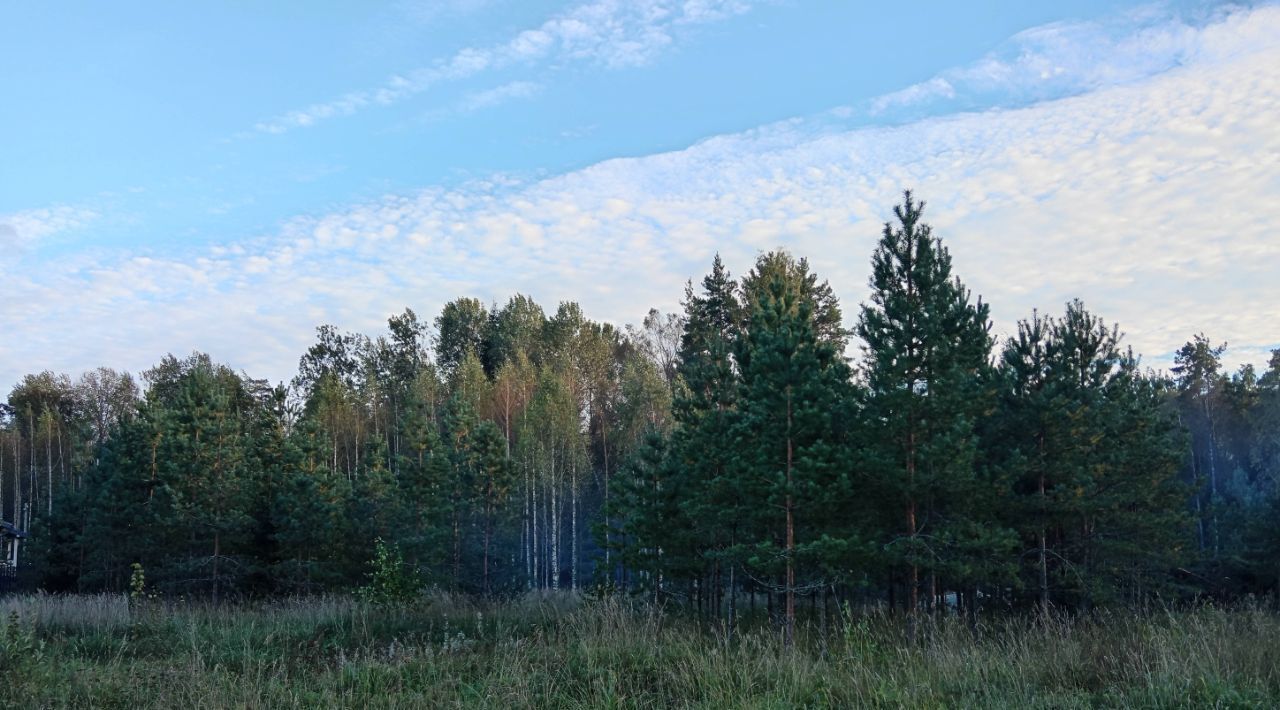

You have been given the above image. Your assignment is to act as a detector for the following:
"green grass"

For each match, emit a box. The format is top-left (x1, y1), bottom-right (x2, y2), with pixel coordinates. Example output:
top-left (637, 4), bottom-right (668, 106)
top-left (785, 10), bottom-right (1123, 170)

top-left (2, 592), bottom-right (1278, 708)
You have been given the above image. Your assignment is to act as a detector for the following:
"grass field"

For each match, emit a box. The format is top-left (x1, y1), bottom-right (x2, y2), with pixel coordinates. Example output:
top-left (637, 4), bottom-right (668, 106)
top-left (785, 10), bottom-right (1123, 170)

top-left (2, 592), bottom-right (1278, 708)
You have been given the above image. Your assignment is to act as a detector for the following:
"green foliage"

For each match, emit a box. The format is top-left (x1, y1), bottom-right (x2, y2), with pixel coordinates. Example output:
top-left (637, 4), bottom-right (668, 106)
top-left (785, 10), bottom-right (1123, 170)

top-left (731, 262), bottom-right (859, 636)
top-left (0, 611), bottom-right (45, 681)
top-left (128, 563), bottom-right (146, 600)
top-left (993, 301), bottom-right (1191, 609)
top-left (858, 191), bottom-right (1011, 609)
top-left (485, 294), bottom-right (547, 373)
top-left (601, 430), bottom-right (685, 590)
top-left (357, 539), bottom-right (421, 605)
top-left (435, 298), bottom-right (490, 377)
top-left (7, 190), bottom-right (1276, 621)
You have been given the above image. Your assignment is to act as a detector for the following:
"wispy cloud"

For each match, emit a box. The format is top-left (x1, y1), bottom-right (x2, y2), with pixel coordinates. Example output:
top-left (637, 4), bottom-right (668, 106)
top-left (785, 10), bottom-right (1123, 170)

top-left (5, 3), bottom-right (1279, 391)
top-left (254, 0), bottom-right (754, 134)
top-left (0, 206), bottom-right (97, 254)
top-left (870, 77), bottom-right (955, 114)
top-left (418, 80), bottom-right (543, 123)
top-left (457, 80), bottom-right (543, 113)
top-left (869, 2), bottom-right (1278, 117)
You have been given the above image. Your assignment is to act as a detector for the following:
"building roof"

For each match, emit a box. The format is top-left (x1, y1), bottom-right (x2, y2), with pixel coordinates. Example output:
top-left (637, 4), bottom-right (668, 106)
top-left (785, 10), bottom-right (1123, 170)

top-left (1, 521), bottom-right (27, 539)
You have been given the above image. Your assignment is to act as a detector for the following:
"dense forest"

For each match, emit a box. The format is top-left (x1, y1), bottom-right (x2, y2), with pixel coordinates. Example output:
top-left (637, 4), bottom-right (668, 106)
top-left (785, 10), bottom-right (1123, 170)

top-left (3, 193), bottom-right (1279, 638)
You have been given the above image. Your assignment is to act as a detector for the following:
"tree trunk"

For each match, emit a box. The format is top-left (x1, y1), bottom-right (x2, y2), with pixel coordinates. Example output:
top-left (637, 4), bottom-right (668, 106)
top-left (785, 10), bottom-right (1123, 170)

top-left (1039, 471), bottom-right (1050, 615)
top-left (483, 503), bottom-right (493, 596)
top-left (571, 457), bottom-right (579, 591)
top-left (784, 388), bottom-right (796, 649)
top-left (13, 435), bottom-right (21, 530)
top-left (212, 531), bottom-right (221, 605)
top-left (602, 421), bottom-right (610, 574)
top-left (46, 416), bottom-right (54, 517)
top-left (1204, 397), bottom-right (1220, 558)
top-left (728, 562), bottom-right (737, 639)
top-left (524, 463), bottom-right (532, 588)
top-left (550, 457), bottom-right (559, 590)
top-left (906, 500), bottom-right (918, 642)
top-left (532, 467), bottom-right (539, 589)
top-left (452, 503), bottom-right (461, 592)
top-left (905, 411), bottom-right (919, 642)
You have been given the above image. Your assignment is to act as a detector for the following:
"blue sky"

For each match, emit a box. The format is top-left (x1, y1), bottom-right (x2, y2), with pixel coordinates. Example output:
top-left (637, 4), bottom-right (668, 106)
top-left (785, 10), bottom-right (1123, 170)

top-left (2, 0), bottom-right (1278, 390)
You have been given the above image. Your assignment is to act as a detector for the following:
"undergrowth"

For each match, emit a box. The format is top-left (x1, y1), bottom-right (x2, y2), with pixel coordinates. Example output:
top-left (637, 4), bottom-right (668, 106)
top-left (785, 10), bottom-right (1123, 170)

top-left (1, 592), bottom-right (1277, 708)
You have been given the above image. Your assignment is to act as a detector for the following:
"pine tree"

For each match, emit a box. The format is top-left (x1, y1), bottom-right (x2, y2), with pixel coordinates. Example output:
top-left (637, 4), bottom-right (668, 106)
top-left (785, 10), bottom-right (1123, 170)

top-left (1248, 351), bottom-right (1280, 587)
top-left (395, 382), bottom-right (451, 580)
top-left (857, 191), bottom-right (1000, 635)
top-left (273, 418), bottom-right (353, 590)
top-left (443, 393), bottom-right (480, 590)
top-left (996, 301), bottom-right (1190, 609)
top-left (1090, 351), bottom-right (1189, 605)
top-left (670, 255), bottom-right (742, 617)
top-left (732, 262), bottom-right (855, 647)
top-left (602, 430), bottom-right (685, 600)
top-left (472, 420), bottom-right (515, 594)
top-left (994, 309), bottom-right (1058, 612)
top-left (81, 405), bottom-right (180, 591)
top-left (1172, 334), bottom-right (1228, 561)
top-left (160, 361), bottom-right (255, 602)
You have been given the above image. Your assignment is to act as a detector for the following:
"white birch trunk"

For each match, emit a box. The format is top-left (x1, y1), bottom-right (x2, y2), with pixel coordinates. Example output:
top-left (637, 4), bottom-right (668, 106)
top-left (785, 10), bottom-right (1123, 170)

top-left (532, 465), bottom-right (540, 588)
top-left (524, 463), bottom-right (531, 588)
top-left (12, 436), bottom-right (19, 527)
top-left (550, 453), bottom-right (559, 590)
top-left (47, 416), bottom-right (54, 517)
top-left (571, 456), bottom-right (578, 590)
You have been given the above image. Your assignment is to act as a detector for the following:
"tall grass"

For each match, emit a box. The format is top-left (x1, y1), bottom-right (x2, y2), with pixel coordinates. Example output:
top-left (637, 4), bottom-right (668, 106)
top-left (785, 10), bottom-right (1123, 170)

top-left (2, 592), bottom-right (1277, 708)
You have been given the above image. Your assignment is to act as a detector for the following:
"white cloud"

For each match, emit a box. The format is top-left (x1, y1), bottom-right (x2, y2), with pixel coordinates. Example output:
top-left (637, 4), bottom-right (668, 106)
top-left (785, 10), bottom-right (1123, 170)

top-left (254, 0), bottom-right (755, 134)
top-left (457, 80), bottom-right (543, 112)
top-left (4, 3), bottom-right (1280, 391)
top-left (0, 206), bottom-right (97, 253)
top-left (870, 77), bottom-right (955, 114)
top-left (866, 2), bottom-right (1280, 119)
top-left (418, 80), bottom-right (543, 123)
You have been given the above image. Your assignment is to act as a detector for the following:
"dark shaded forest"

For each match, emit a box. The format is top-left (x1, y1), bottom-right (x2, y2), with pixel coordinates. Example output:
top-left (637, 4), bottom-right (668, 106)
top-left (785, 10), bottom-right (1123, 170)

top-left (3, 192), bottom-right (1279, 637)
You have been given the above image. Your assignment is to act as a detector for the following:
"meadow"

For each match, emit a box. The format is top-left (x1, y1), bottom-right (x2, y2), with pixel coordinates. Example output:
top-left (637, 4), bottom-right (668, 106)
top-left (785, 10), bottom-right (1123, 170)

top-left (2, 592), bottom-right (1278, 708)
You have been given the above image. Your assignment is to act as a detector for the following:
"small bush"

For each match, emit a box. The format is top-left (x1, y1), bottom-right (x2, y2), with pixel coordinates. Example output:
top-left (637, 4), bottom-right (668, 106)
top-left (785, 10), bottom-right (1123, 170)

top-left (0, 611), bottom-right (44, 679)
top-left (357, 538), bottom-right (422, 605)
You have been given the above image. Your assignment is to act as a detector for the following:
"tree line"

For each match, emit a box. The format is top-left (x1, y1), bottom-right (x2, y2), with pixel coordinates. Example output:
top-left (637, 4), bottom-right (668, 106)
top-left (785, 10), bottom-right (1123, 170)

top-left (3, 192), bottom-right (1278, 632)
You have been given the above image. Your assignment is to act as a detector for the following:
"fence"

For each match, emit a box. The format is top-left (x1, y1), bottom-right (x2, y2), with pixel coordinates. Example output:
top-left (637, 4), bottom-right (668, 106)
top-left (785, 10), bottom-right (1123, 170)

top-left (0, 564), bottom-right (35, 595)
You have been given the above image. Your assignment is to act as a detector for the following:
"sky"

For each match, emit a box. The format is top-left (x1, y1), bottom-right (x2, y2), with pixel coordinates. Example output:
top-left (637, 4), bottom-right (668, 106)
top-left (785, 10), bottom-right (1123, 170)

top-left (2, 0), bottom-right (1278, 392)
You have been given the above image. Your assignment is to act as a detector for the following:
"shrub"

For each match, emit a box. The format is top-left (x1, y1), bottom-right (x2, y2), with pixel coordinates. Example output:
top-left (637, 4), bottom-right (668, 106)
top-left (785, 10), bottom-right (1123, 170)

top-left (357, 539), bottom-right (421, 605)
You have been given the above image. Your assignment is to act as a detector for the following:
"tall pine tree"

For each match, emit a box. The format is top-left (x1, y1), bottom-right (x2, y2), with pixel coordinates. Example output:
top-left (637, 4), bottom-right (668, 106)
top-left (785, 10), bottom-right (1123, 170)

top-left (732, 257), bottom-right (855, 647)
top-left (857, 192), bottom-right (1002, 636)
